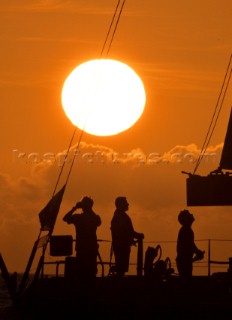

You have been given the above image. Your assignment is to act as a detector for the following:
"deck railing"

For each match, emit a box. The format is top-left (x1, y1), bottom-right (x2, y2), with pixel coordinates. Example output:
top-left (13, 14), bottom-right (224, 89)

top-left (41, 236), bottom-right (232, 278)
top-left (141, 238), bottom-right (232, 277)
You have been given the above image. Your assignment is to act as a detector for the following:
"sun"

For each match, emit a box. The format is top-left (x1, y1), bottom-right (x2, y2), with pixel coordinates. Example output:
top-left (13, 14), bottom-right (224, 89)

top-left (61, 59), bottom-right (146, 136)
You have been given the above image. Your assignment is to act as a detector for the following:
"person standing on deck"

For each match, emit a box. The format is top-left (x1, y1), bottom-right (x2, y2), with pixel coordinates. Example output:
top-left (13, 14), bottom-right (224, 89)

top-left (176, 209), bottom-right (204, 283)
top-left (63, 196), bottom-right (101, 279)
top-left (111, 196), bottom-right (144, 277)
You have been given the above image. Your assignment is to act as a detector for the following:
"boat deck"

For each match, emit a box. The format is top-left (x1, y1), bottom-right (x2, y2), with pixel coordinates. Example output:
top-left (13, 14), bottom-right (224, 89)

top-left (18, 273), bottom-right (232, 319)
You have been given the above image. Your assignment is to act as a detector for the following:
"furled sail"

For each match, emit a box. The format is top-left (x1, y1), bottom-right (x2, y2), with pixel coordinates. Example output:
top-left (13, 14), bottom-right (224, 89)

top-left (220, 108), bottom-right (232, 170)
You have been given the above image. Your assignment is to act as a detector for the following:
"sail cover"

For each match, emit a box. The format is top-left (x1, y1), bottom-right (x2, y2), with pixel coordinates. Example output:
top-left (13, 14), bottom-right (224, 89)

top-left (220, 108), bottom-right (232, 170)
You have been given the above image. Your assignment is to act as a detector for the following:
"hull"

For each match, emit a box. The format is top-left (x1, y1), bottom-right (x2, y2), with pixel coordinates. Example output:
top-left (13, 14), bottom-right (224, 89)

top-left (18, 273), bottom-right (232, 319)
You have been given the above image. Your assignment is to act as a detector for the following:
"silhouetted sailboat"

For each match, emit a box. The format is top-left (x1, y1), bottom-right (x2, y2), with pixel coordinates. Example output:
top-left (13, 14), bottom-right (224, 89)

top-left (184, 55), bottom-right (232, 206)
top-left (185, 108), bottom-right (232, 206)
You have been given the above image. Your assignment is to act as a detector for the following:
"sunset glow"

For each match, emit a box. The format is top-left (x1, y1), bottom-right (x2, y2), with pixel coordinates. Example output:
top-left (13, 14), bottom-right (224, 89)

top-left (61, 59), bottom-right (146, 136)
top-left (1, 0), bottom-right (232, 275)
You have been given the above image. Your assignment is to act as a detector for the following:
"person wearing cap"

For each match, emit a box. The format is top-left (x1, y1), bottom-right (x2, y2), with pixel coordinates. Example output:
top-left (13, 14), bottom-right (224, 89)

top-left (176, 209), bottom-right (204, 282)
top-left (111, 196), bottom-right (144, 277)
top-left (63, 196), bottom-right (101, 278)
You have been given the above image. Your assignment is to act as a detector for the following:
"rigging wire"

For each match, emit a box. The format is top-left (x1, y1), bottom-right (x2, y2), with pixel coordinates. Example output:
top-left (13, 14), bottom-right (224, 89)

top-left (193, 54), bottom-right (232, 174)
top-left (65, 129), bottom-right (85, 186)
top-left (51, 0), bottom-right (127, 195)
top-left (100, 0), bottom-right (122, 58)
top-left (52, 127), bottom-right (77, 197)
top-left (104, 0), bottom-right (126, 58)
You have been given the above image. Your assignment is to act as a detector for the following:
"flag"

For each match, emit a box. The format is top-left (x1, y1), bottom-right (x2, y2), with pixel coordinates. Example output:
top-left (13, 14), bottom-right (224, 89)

top-left (39, 185), bottom-right (66, 231)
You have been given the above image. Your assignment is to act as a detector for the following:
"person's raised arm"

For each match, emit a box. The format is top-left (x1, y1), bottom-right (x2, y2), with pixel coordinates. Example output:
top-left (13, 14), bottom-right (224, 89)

top-left (63, 202), bottom-right (81, 223)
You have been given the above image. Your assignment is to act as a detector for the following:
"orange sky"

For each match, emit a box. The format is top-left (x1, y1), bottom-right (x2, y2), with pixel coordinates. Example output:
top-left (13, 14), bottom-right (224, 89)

top-left (0, 0), bottom-right (232, 274)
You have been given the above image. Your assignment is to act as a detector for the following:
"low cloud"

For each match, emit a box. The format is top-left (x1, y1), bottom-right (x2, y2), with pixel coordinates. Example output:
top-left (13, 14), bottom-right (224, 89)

top-left (5, 140), bottom-right (223, 225)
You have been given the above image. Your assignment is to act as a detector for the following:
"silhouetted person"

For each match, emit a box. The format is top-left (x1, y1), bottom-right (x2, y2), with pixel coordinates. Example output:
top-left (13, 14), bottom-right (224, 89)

top-left (176, 209), bottom-right (204, 283)
top-left (63, 196), bottom-right (101, 279)
top-left (111, 196), bottom-right (144, 277)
